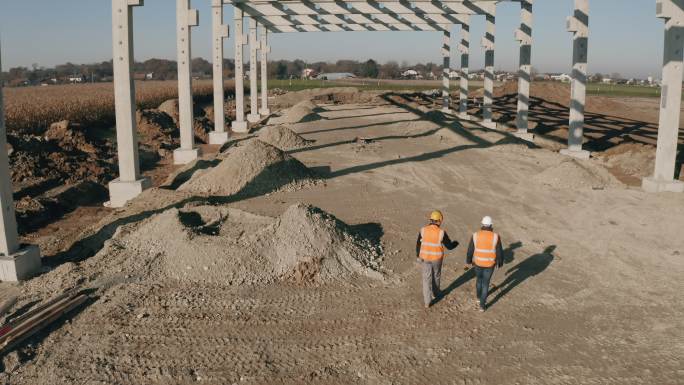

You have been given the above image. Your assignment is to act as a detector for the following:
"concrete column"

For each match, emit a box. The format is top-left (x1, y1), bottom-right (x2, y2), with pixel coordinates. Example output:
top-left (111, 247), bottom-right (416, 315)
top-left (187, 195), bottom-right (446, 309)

top-left (459, 19), bottom-right (471, 120)
top-left (643, 0), bottom-right (684, 193)
top-left (514, 0), bottom-right (534, 142)
top-left (108, 0), bottom-right (151, 208)
top-left (561, 0), bottom-right (591, 159)
top-left (174, 0), bottom-right (201, 165)
top-left (247, 18), bottom-right (260, 123)
top-left (442, 26), bottom-right (452, 113)
top-left (209, 0), bottom-right (230, 145)
top-left (232, 8), bottom-right (249, 133)
top-left (0, 45), bottom-right (41, 281)
top-left (481, 9), bottom-right (497, 129)
top-left (259, 24), bottom-right (271, 116)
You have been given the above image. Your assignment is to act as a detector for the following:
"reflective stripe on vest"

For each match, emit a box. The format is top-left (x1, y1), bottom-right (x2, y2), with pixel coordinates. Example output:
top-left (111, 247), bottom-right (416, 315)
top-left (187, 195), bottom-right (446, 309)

top-left (473, 230), bottom-right (498, 268)
top-left (419, 225), bottom-right (445, 261)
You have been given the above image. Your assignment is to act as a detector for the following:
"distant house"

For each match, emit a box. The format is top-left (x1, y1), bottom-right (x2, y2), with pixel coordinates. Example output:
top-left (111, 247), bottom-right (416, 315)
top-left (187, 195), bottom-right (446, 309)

top-left (401, 69), bottom-right (419, 79)
top-left (302, 68), bottom-right (318, 79)
top-left (448, 70), bottom-right (460, 79)
top-left (550, 73), bottom-right (571, 82)
top-left (68, 75), bottom-right (85, 83)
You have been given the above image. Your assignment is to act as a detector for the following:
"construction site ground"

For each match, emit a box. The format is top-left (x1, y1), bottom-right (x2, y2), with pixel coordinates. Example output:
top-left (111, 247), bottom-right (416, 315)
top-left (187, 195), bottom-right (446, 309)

top-left (1, 89), bottom-right (683, 384)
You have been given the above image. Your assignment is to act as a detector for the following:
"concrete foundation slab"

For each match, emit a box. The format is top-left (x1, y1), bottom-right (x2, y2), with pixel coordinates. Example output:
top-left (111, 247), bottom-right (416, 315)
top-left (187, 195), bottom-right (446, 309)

top-left (513, 131), bottom-right (535, 142)
top-left (173, 148), bottom-right (201, 165)
top-left (108, 177), bottom-right (152, 208)
top-left (260, 108), bottom-right (271, 117)
top-left (232, 120), bottom-right (249, 133)
top-left (209, 131), bottom-right (229, 145)
top-left (0, 245), bottom-right (41, 282)
top-left (441, 107), bottom-right (453, 114)
top-left (560, 148), bottom-right (591, 160)
top-left (247, 113), bottom-right (261, 123)
top-left (642, 177), bottom-right (684, 193)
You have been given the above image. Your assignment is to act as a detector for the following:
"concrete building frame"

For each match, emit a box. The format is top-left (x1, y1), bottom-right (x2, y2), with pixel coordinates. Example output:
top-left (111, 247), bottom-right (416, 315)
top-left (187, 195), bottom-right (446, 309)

top-left (3, 0), bottom-right (684, 280)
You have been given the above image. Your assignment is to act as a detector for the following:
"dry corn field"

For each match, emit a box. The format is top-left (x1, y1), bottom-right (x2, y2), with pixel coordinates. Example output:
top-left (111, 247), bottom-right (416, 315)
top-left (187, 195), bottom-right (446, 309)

top-left (3, 80), bottom-right (236, 134)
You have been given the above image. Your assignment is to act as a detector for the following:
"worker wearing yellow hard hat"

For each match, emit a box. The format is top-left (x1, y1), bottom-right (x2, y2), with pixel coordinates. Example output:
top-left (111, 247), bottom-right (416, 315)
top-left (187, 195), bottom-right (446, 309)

top-left (417, 210), bottom-right (459, 308)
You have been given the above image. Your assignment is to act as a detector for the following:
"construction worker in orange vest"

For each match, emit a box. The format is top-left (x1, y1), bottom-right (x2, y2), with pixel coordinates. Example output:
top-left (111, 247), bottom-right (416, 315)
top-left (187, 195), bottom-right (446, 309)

top-left (466, 216), bottom-right (504, 312)
top-left (417, 210), bottom-right (459, 308)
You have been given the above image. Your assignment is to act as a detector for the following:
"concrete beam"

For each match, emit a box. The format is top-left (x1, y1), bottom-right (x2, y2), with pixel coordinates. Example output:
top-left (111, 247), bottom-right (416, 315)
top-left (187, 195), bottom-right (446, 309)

top-left (561, 0), bottom-right (591, 159)
top-left (247, 18), bottom-right (261, 123)
top-left (174, 0), bottom-right (201, 164)
top-left (442, 26), bottom-right (453, 113)
top-left (514, 0), bottom-right (534, 142)
top-left (108, 0), bottom-right (151, 208)
top-left (481, 9), bottom-right (496, 129)
top-left (259, 24), bottom-right (271, 116)
top-left (643, 0), bottom-right (684, 192)
top-left (232, 8), bottom-right (249, 133)
top-left (0, 44), bottom-right (41, 281)
top-left (459, 18), bottom-right (471, 120)
top-left (209, 0), bottom-right (230, 145)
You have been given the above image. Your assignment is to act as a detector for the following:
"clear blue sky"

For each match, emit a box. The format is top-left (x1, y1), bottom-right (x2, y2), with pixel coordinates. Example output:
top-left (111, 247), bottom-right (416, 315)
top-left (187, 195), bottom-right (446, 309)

top-left (0, 0), bottom-right (665, 78)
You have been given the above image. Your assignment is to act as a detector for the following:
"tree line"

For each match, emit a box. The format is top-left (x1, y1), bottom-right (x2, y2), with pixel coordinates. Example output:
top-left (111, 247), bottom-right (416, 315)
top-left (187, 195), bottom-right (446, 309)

top-left (1, 58), bottom-right (447, 87)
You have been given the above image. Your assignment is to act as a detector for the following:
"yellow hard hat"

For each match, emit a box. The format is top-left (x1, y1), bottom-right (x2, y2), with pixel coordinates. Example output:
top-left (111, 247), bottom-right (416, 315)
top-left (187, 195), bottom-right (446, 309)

top-left (429, 210), bottom-right (444, 222)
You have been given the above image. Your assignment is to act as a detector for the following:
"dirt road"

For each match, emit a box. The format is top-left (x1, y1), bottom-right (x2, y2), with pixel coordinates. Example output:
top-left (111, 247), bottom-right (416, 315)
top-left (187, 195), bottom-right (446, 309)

top-left (4, 94), bottom-right (684, 384)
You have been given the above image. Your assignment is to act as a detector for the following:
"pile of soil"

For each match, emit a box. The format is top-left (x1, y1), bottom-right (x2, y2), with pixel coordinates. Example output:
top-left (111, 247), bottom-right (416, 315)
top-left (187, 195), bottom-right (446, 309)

top-left (493, 81), bottom-right (624, 111)
top-left (274, 87), bottom-right (379, 108)
top-left (532, 158), bottom-right (620, 189)
top-left (258, 125), bottom-right (314, 150)
top-left (178, 139), bottom-right (318, 196)
top-left (95, 203), bottom-right (384, 285)
top-left (597, 143), bottom-right (657, 182)
top-left (271, 100), bottom-right (322, 125)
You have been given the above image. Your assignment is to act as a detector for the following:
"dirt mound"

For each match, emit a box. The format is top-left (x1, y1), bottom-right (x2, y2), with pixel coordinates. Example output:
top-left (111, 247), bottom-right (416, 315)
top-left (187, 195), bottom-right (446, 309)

top-left (271, 100), bottom-right (322, 124)
top-left (532, 158), bottom-right (620, 189)
top-left (598, 143), bottom-right (657, 181)
top-left (274, 87), bottom-right (376, 108)
top-left (268, 204), bottom-right (384, 283)
top-left (178, 139), bottom-right (318, 196)
top-left (258, 125), bottom-right (313, 150)
top-left (158, 99), bottom-right (180, 125)
top-left (100, 203), bottom-right (384, 285)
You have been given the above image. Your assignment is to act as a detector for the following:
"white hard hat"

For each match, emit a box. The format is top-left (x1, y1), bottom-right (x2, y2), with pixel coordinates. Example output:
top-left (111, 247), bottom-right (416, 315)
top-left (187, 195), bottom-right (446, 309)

top-left (481, 216), bottom-right (493, 227)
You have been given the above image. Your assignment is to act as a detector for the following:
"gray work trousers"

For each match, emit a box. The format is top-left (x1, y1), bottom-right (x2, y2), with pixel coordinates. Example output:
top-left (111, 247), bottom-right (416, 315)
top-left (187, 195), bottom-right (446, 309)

top-left (421, 259), bottom-right (443, 305)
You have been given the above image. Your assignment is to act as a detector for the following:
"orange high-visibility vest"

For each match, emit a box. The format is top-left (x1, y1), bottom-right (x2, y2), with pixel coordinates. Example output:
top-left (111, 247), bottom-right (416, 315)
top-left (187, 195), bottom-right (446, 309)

top-left (473, 230), bottom-right (499, 268)
top-left (419, 225), bottom-right (445, 261)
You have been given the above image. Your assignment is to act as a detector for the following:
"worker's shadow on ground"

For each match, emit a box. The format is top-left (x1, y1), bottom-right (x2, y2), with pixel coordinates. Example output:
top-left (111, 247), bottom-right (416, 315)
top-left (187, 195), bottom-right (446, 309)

top-left (434, 241), bottom-right (523, 305)
top-left (487, 245), bottom-right (556, 308)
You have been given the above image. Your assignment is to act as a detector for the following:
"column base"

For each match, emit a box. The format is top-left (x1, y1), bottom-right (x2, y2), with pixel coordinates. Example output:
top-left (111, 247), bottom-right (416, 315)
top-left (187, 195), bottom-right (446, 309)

top-left (247, 113), bottom-right (261, 123)
top-left (481, 121), bottom-right (498, 130)
top-left (173, 147), bottom-right (201, 165)
top-left (260, 108), bottom-right (271, 117)
top-left (513, 131), bottom-right (535, 142)
top-left (208, 131), bottom-right (230, 145)
top-left (231, 120), bottom-right (249, 133)
top-left (0, 245), bottom-right (41, 282)
top-left (642, 177), bottom-right (684, 193)
top-left (560, 148), bottom-right (591, 160)
top-left (107, 177), bottom-right (152, 208)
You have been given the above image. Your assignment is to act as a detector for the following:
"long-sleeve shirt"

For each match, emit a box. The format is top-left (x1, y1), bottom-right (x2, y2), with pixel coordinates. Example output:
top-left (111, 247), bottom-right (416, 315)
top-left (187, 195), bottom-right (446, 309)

top-left (416, 229), bottom-right (459, 257)
top-left (466, 232), bottom-right (504, 268)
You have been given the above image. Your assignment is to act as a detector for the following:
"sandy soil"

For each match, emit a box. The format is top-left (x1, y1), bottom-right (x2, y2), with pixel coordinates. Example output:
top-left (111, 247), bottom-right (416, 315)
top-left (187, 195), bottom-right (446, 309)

top-left (1, 92), bottom-right (683, 385)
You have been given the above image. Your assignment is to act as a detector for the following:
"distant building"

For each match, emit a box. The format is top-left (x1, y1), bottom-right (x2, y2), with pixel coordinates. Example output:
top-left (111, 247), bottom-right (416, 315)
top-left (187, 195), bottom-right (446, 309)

top-left (68, 75), bottom-right (85, 83)
top-left (317, 72), bottom-right (356, 80)
top-left (401, 69), bottom-right (418, 79)
top-left (550, 73), bottom-right (571, 82)
top-left (302, 68), bottom-right (318, 79)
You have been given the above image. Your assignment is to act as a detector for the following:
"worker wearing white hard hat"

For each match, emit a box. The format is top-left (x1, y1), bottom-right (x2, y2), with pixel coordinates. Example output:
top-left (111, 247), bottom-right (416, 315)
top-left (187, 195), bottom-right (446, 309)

top-left (466, 216), bottom-right (504, 312)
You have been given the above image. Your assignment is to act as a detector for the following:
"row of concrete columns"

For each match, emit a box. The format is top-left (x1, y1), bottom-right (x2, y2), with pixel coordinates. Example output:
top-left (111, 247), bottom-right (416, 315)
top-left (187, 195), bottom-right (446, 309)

top-left (108, 0), bottom-right (272, 207)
